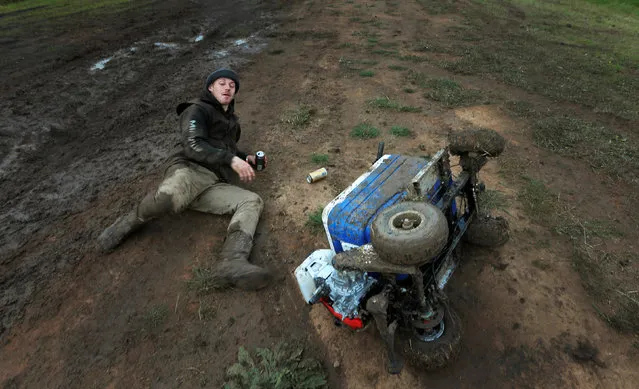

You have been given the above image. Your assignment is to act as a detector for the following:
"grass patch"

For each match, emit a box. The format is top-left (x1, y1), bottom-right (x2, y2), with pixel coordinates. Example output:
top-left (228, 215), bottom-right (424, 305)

top-left (305, 207), bottom-right (324, 233)
top-left (350, 123), bottom-right (380, 139)
top-left (388, 64), bottom-right (407, 71)
top-left (282, 106), bottom-right (312, 127)
top-left (436, 0), bottom-right (639, 120)
top-left (424, 78), bottom-right (483, 107)
top-left (0, 0), bottom-right (156, 37)
top-left (368, 96), bottom-right (421, 112)
top-left (404, 88), bottom-right (416, 93)
top-left (574, 248), bottom-right (639, 333)
top-left (397, 54), bottom-right (427, 62)
top-left (477, 189), bottom-right (508, 216)
top-left (339, 57), bottom-right (378, 72)
top-left (517, 177), bottom-right (558, 224)
top-left (144, 304), bottom-right (169, 329)
top-left (417, 0), bottom-right (461, 14)
top-left (359, 70), bottom-right (375, 77)
top-left (531, 259), bottom-right (552, 271)
top-left (514, 175), bottom-right (637, 332)
top-left (310, 153), bottom-right (329, 164)
top-left (269, 49), bottom-right (285, 55)
top-left (390, 126), bottom-right (412, 137)
top-left (371, 49), bottom-right (398, 56)
top-left (223, 343), bottom-right (328, 389)
top-left (532, 116), bottom-right (639, 181)
top-left (188, 266), bottom-right (217, 295)
top-left (504, 100), bottom-right (541, 119)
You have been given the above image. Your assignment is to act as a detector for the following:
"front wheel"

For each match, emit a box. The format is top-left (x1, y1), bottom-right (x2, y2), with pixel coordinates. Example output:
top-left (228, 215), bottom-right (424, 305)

top-left (370, 201), bottom-right (449, 265)
top-left (398, 304), bottom-right (463, 371)
top-left (465, 215), bottom-right (510, 247)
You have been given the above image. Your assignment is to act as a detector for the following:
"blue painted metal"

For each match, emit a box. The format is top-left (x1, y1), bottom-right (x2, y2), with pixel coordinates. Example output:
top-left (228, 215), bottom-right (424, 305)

top-left (326, 155), bottom-right (431, 250)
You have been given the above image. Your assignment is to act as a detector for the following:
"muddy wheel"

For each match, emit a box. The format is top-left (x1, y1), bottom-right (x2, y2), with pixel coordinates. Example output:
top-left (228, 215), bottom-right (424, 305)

top-left (465, 215), bottom-right (510, 247)
top-left (399, 305), bottom-right (463, 371)
top-left (448, 128), bottom-right (506, 157)
top-left (371, 202), bottom-right (449, 265)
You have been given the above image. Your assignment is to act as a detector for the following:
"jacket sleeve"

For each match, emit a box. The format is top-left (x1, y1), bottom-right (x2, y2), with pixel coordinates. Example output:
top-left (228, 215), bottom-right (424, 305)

top-left (179, 105), bottom-right (235, 166)
top-left (234, 121), bottom-right (249, 160)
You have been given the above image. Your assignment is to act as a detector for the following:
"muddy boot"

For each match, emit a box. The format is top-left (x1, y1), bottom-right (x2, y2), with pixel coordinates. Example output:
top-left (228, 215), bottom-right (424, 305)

top-left (212, 230), bottom-right (272, 291)
top-left (97, 210), bottom-right (145, 253)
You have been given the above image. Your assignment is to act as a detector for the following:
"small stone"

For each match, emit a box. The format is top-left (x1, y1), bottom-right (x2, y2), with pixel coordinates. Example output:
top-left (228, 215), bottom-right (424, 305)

top-left (333, 361), bottom-right (340, 369)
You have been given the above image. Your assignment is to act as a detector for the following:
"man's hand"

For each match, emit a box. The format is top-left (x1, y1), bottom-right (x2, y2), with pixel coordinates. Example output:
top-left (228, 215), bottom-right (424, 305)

top-left (231, 156), bottom-right (256, 183)
top-left (246, 154), bottom-right (268, 168)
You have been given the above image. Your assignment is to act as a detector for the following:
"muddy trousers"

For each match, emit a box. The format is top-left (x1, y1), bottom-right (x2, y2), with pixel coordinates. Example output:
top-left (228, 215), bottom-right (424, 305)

top-left (137, 162), bottom-right (263, 237)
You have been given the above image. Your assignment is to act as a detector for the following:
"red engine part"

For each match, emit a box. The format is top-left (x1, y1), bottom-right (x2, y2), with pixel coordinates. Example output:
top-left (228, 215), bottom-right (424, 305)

top-left (319, 297), bottom-right (364, 330)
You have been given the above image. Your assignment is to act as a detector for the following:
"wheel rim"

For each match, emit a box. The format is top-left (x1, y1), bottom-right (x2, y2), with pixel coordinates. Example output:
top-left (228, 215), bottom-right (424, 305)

top-left (389, 210), bottom-right (423, 231)
top-left (415, 320), bottom-right (445, 342)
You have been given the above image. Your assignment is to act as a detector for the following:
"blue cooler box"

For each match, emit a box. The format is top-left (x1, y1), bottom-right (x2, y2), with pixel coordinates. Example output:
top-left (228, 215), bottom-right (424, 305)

top-left (321, 153), bottom-right (446, 254)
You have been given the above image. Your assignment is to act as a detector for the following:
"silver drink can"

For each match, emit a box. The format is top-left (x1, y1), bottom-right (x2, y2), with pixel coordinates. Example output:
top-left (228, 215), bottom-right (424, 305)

top-left (256, 151), bottom-right (266, 171)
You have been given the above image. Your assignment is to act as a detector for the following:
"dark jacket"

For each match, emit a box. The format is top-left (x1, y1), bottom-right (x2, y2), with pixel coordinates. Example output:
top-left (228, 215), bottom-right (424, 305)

top-left (168, 88), bottom-right (247, 182)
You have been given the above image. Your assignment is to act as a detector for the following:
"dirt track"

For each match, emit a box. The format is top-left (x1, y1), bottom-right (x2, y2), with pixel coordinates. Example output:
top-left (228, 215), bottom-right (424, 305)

top-left (1, 0), bottom-right (638, 388)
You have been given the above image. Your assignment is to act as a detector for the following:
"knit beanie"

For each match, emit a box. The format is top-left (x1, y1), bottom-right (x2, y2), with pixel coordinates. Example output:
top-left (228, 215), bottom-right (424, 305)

top-left (205, 68), bottom-right (240, 92)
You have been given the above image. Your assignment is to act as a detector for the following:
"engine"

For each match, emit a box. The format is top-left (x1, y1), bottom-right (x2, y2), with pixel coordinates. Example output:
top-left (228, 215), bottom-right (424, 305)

top-left (295, 249), bottom-right (376, 327)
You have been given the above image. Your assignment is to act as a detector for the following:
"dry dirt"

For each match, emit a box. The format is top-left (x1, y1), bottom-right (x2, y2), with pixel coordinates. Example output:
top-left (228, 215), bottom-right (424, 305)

top-left (1, 0), bottom-right (638, 388)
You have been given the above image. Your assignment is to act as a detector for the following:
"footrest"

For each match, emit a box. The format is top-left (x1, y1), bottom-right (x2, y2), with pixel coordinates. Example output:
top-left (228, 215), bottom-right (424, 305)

top-left (332, 245), bottom-right (420, 275)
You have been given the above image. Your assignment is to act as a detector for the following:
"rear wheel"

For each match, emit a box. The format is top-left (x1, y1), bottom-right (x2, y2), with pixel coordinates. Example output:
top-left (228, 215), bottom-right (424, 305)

top-left (448, 128), bottom-right (505, 157)
top-left (398, 304), bottom-right (462, 370)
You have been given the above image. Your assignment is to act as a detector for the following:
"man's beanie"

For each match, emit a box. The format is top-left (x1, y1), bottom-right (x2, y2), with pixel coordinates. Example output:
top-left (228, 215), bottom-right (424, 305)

top-left (205, 68), bottom-right (240, 92)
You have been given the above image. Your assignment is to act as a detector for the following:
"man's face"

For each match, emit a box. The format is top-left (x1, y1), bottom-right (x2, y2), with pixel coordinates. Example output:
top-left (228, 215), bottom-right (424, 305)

top-left (208, 77), bottom-right (236, 106)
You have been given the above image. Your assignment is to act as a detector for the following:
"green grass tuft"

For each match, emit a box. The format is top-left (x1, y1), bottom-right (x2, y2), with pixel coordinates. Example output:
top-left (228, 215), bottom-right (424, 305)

top-left (424, 78), bottom-right (483, 107)
top-left (477, 189), bottom-right (509, 216)
top-left (350, 123), bottom-right (380, 139)
top-left (517, 177), bottom-right (557, 223)
top-left (531, 259), bottom-right (552, 271)
top-left (368, 96), bottom-right (420, 112)
top-left (359, 70), bottom-right (375, 77)
top-left (144, 304), bottom-right (169, 329)
top-left (305, 207), bottom-right (325, 233)
top-left (282, 106), bottom-right (312, 127)
top-left (371, 49), bottom-right (398, 56)
top-left (310, 153), bottom-right (329, 164)
top-left (388, 64), bottom-right (407, 71)
top-left (223, 343), bottom-right (328, 389)
top-left (390, 126), bottom-right (412, 137)
top-left (188, 266), bottom-right (217, 295)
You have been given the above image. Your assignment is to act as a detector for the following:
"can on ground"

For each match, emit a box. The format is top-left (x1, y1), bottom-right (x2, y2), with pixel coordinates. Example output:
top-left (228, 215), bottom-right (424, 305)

top-left (255, 151), bottom-right (266, 171)
top-left (307, 168), bottom-right (328, 183)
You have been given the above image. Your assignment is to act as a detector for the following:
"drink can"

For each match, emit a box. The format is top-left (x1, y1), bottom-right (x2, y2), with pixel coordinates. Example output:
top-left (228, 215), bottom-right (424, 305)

top-left (307, 168), bottom-right (327, 183)
top-left (256, 151), bottom-right (266, 171)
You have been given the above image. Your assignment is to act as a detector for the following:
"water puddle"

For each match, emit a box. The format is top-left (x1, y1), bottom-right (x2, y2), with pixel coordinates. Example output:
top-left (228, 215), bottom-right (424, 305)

top-left (211, 35), bottom-right (267, 61)
top-left (90, 57), bottom-right (112, 71)
top-left (153, 42), bottom-right (180, 50)
top-left (89, 30), bottom-right (268, 76)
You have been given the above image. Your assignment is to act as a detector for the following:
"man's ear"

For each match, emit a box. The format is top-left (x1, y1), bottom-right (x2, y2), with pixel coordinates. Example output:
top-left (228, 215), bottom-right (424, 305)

top-left (207, 84), bottom-right (214, 94)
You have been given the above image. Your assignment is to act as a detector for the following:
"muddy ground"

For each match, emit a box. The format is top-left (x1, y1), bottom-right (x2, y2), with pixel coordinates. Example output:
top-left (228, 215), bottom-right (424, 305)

top-left (1, 0), bottom-right (638, 388)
